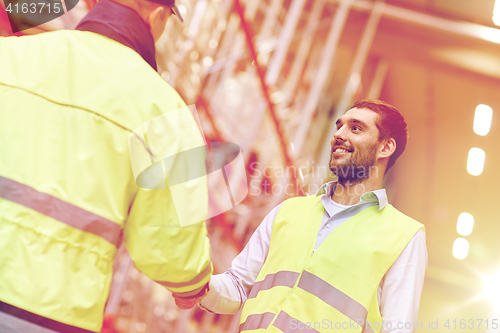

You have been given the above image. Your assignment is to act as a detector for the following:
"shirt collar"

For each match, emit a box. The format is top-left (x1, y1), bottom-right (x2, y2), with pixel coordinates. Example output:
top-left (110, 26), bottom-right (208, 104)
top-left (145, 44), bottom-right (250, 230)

top-left (76, 1), bottom-right (158, 71)
top-left (316, 181), bottom-right (388, 210)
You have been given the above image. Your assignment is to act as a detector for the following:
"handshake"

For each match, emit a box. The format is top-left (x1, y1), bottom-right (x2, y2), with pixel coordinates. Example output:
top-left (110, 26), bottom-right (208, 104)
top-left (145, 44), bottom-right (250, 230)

top-left (172, 283), bottom-right (209, 310)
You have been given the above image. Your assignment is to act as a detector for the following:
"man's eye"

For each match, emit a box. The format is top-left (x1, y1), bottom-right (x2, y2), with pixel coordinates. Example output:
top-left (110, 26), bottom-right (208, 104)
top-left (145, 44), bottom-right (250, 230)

top-left (352, 126), bottom-right (362, 131)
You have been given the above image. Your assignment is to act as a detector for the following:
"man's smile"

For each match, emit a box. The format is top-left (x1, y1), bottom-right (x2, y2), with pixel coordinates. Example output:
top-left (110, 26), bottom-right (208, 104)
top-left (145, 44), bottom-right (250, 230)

top-left (332, 145), bottom-right (353, 157)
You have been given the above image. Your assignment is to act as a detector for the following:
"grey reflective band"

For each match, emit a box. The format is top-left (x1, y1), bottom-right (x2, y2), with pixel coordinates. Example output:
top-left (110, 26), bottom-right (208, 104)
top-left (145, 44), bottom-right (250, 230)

top-left (155, 264), bottom-right (211, 288)
top-left (248, 271), bottom-right (300, 299)
top-left (0, 176), bottom-right (121, 246)
top-left (242, 270), bottom-right (377, 333)
top-left (273, 311), bottom-right (321, 333)
top-left (239, 312), bottom-right (275, 332)
top-left (298, 271), bottom-right (375, 333)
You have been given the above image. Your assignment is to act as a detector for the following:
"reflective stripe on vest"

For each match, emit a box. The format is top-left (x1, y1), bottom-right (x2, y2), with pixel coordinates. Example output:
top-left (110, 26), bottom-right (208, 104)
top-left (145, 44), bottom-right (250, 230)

top-left (155, 264), bottom-right (211, 289)
top-left (239, 311), bottom-right (322, 333)
top-left (239, 312), bottom-right (276, 332)
top-left (273, 311), bottom-right (321, 333)
top-left (239, 310), bottom-right (376, 333)
top-left (0, 176), bottom-right (121, 246)
top-left (241, 270), bottom-right (376, 333)
top-left (298, 271), bottom-right (369, 323)
top-left (248, 271), bottom-right (300, 299)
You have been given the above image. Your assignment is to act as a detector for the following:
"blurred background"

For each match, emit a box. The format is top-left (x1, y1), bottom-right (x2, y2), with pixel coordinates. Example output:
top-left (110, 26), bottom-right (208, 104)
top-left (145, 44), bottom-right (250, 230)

top-left (1, 0), bottom-right (500, 332)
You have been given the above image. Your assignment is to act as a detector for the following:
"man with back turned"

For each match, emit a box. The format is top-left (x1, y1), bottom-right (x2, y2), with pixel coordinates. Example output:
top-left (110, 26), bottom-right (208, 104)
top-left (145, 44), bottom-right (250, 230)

top-left (0, 1), bottom-right (211, 332)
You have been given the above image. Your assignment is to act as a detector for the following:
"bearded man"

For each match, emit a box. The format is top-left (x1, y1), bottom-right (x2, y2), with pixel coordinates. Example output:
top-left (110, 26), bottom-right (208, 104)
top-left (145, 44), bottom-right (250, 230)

top-left (193, 100), bottom-right (427, 333)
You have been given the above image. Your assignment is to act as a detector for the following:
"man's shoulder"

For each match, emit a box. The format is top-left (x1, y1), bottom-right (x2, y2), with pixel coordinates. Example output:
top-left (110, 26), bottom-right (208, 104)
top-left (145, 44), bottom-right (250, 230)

top-left (45, 31), bottom-right (184, 122)
top-left (0, 29), bottom-right (157, 88)
top-left (1, 29), bottom-right (186, 129)
top-left (383, 204), bottom-right (425, 230)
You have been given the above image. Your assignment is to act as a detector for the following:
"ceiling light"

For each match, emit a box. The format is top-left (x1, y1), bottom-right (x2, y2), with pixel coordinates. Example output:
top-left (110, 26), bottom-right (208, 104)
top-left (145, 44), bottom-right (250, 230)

top-left (473, 104), bottom-right (493, 136)
top-left (457, 212), bottom-right (474, 236)
top-left (494, 0), bottom-right (500, 26)
top-left (452, 238), bottom-right (469, 260)
top-left (467, 147), bottom-right (486, 176)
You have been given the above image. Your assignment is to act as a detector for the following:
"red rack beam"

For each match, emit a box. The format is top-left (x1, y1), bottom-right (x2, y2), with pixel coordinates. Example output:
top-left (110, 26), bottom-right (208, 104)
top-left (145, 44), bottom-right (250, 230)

top-left (233, 0), bottom-right (302, 195)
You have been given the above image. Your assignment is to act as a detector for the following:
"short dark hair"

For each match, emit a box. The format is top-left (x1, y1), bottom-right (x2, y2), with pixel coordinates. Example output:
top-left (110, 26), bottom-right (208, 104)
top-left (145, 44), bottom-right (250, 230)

top-left (350, 99), bottom-right (408, 173)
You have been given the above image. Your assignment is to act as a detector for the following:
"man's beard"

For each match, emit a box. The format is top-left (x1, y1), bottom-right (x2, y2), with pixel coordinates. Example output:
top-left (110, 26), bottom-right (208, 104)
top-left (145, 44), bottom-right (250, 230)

top-left (329, 143), bottom-right (378, 185)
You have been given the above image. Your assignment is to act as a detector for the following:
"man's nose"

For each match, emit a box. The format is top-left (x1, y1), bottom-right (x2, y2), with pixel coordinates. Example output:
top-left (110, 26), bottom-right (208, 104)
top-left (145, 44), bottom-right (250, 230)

top-left (332, 127), bottom-right (347, 147)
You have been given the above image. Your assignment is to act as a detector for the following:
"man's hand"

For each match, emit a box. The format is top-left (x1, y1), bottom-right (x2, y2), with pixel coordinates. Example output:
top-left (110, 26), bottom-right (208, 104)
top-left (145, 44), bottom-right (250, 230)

top-left (173, 294), bottom-right (206, 309)
top-left (172, 284), bottom-right (209, 310)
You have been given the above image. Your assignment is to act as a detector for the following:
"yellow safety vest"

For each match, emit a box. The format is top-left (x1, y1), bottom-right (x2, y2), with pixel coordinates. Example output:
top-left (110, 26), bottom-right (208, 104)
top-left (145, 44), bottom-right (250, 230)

top-left (0, 30), bottom-right (211, 332)
top-left (240, 195), bottom-right (424, 333)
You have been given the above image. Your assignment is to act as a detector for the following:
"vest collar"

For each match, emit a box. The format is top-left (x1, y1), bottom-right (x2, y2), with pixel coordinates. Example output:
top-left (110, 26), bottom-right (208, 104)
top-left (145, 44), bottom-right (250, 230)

top-left (76, 1), bottom-right (157, 71)
top-left (316, 181), bottom-right (388, 210)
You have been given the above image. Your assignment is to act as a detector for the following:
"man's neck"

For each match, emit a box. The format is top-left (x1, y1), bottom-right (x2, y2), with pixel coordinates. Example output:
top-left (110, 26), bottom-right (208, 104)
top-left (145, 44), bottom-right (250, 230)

top-left (331, 177), bottom-right (383, 206)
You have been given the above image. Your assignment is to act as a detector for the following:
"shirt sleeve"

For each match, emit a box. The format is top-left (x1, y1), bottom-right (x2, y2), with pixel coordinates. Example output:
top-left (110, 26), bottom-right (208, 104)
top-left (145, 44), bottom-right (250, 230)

top-left (199, 202), bottom-right (284, 314)
top-left (380, 229), bottom-right (428, 333)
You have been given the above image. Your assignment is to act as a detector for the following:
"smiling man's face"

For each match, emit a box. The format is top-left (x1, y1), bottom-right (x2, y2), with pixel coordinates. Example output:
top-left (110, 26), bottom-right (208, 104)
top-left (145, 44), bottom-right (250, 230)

top-left (329, 108), bottom-right (382, 184)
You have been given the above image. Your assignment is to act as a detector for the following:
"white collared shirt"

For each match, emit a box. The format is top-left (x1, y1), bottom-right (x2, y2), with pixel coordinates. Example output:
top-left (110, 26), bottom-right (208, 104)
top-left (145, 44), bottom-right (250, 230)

top-left (315, 182), bottom-right (388, 251)
top-left (200, 182), bottom-right (428, 333)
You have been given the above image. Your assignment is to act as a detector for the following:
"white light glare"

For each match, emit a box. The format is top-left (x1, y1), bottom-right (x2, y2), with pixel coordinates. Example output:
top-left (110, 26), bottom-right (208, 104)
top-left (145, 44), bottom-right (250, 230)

top-left (452, 238), bottom-right (469, 260)
top-left (494, 0), bottom-right (500, 26)
top-left (479, 27), bottom-right (500, 44)
top-left (481, 271), bottom-right (500, 300)
top-left (467, 148), bottom-right (486, 176)
top-left (473, 104), bottom-right (493, 136)
top-left (457, 212), bottom-right (474, 236)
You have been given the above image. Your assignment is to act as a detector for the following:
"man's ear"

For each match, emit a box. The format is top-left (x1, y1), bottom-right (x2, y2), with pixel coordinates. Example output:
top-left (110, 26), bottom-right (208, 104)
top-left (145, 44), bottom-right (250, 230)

top-left (379, 138), bottom-right (396, 159)
top-left (147, 6), bottom-right (170, 42)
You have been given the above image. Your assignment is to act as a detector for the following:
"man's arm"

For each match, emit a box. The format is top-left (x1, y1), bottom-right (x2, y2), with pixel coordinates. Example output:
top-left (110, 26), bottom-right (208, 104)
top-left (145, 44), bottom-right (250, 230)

top-left (380, 229), bottom-right (428, 333)
top-left (199, 202), bottom-right (284, 314)
top-left (124, 185), bottom-right (212, 296)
